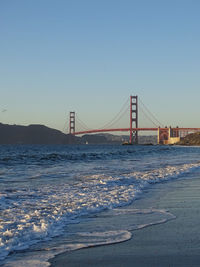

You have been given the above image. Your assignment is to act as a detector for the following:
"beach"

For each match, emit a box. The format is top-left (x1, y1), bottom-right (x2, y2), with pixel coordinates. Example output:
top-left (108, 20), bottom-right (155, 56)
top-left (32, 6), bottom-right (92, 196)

top-left (50, 170), bottom-right (200, 267)
top-left (2, 145), bottom-right (200, 267)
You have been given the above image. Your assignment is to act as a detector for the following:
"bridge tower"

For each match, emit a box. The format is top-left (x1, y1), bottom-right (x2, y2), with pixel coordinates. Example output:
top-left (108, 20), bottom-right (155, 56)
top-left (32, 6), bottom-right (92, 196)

top-left (130, 95), bottom-right (138, 144)
top-left (69, 112), bottom-right (75, 134)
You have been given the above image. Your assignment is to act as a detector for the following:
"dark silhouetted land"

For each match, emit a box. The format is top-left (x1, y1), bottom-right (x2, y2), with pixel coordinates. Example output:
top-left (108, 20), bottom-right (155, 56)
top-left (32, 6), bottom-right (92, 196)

top-left (0, 123), bottom-right (79, 144)
top-left (0, 123), bottom-right (157, 145)
top-left (178, 132), bottom-right (200, 146)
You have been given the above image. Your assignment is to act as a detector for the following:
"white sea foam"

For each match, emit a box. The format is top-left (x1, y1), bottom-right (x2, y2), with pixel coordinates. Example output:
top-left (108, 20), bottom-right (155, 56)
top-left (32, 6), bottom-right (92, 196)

top-left (3, 230), bottom-right (132, 267)
top-left (3, 208), bottom-right (174, 267)
top-left (0, 161), bottom-right (200, 264)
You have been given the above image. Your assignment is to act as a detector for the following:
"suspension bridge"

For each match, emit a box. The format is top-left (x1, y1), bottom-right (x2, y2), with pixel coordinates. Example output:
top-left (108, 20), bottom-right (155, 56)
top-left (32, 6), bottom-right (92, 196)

top-left (67, 96), bottom-right (200, 145)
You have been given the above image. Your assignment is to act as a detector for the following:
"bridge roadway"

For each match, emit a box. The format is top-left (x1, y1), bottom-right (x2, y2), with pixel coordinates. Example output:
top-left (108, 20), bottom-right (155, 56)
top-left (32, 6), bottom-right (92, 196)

top-left (73, 128), bottom-right (200, 135)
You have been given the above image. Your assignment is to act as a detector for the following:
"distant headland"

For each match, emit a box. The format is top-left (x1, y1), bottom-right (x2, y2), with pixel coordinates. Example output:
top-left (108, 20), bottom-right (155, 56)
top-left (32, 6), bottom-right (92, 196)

top-left (0, 123), bottom-right (78, 145)
top-left (0, 123), bottom-right (157, 145)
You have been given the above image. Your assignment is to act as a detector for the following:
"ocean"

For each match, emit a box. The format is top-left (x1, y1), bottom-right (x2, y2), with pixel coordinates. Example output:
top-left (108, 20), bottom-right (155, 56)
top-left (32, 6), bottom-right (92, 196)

top-left (1, 144), bottom-right (200, 267)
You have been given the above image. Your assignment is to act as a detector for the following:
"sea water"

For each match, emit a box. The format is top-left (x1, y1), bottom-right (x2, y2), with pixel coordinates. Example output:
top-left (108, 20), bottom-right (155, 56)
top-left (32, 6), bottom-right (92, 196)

top-left (1, 144), bottom-right (200, 266)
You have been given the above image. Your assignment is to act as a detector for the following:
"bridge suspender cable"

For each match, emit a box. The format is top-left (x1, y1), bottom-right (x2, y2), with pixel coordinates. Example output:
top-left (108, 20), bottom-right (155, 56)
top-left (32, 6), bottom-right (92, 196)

top-left (69, 94), bottom-right (165, 135)
top-left (62, 120), bottom-right (69, 134)
top-left (70, 97), bottom-right (130, 133)
top-left (76, 114), bottom-right (91, 131)
top-left (107, 105), bottom-right (129, 129)
top-left (139, 106), bottom-right (158, 127)
top-left (99, 97), bottom-right (129, 129)
top-left (139, 98), bottom-right (164, 127)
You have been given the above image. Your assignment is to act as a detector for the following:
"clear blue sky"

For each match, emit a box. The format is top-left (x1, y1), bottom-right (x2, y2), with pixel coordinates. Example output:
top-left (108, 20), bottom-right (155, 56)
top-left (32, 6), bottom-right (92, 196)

top-left (0, 0), bottom-right (200, 132)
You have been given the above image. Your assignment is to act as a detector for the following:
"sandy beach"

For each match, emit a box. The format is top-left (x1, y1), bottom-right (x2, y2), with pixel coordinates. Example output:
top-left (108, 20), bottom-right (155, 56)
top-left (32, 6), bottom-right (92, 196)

top-left (50, 170), bottom-right (200, 267)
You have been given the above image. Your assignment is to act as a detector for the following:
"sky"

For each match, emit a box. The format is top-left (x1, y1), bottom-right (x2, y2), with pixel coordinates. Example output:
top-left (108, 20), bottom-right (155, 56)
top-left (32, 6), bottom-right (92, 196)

top-left (0, 0), bottom-right (200, 132)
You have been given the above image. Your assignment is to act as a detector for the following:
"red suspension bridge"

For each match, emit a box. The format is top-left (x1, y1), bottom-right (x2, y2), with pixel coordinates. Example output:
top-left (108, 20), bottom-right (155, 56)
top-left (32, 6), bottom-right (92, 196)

top-left (68, 96), bottom-right (200, 145)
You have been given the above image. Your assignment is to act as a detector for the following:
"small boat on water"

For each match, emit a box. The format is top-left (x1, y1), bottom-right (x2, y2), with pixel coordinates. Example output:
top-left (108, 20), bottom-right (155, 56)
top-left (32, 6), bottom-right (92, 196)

top-left (122, 141), bottom-right (133, 145)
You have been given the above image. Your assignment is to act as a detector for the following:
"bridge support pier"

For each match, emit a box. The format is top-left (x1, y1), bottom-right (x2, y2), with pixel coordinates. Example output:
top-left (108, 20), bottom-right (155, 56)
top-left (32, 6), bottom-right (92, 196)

top-left (158, 127), bottom-right (180, 145)
top-left (157, 127), bottom-right (169, 144)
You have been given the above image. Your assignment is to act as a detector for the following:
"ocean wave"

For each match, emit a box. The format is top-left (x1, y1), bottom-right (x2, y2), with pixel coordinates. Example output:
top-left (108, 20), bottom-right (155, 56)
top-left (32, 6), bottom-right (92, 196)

top-left (0, 145), bottom-right (181, 165)
top-left (3, 208), bottom-right (175, 267)
top-left (1, 160), bottom-right (200, 263)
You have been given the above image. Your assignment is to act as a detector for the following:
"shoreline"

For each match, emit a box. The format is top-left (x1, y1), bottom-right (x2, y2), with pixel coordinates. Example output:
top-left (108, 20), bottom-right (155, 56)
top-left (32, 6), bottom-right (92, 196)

top-left (50, 170), bottom-right (200, 267)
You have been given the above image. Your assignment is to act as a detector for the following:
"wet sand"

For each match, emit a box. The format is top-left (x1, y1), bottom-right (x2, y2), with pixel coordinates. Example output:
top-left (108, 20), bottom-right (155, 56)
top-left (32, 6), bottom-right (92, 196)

top-left (50, 172), bottom-right (200, 267)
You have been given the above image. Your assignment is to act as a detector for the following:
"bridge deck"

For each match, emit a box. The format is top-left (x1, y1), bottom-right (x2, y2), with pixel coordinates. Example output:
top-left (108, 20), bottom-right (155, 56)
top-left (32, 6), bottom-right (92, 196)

top-left (73, 128), bottom-right (200, 135)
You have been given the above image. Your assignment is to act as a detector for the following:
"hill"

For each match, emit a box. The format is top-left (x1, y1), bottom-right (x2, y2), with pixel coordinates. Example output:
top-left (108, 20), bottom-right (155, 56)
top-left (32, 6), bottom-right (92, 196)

top-left (0, 123), bottom-right (80, 144)
top-left (178, 132), bottom-right (200, 146)
top-left (0, 123), bottom-right (157, 145)
top-left (81, 133), bottom-right (157, 145)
